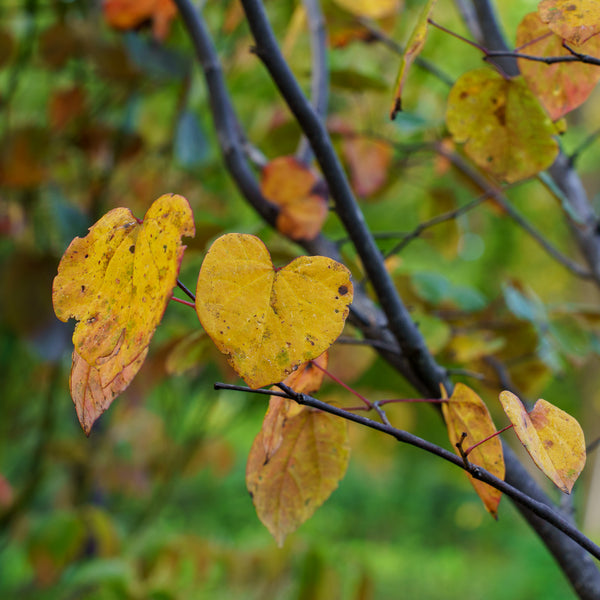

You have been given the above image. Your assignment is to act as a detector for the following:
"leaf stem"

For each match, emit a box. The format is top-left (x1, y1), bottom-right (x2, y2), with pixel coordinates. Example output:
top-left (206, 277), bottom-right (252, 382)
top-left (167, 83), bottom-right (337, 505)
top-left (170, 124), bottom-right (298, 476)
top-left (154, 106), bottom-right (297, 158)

top-left (309, 359), bottom-right (371, 408)
top-left (464, 423), bottom-right (514, 456)
top-left (171, 296), bottom-right (195, 308)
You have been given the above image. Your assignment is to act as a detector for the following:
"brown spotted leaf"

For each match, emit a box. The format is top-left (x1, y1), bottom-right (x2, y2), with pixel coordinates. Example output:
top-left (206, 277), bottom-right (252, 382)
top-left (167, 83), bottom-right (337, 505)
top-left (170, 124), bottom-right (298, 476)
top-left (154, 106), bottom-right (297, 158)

top-left (446, 68), bottom-right (559, 183)
top-left (539, 0), bottom-right (600, 46)
top-left (195, 234), bottom-right (353, 389)
top-left (499, 391), bottom-right (586, 493)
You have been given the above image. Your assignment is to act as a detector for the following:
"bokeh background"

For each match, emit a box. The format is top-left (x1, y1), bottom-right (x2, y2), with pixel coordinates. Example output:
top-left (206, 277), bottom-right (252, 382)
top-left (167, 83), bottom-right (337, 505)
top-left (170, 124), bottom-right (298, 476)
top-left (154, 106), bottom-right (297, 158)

top-left (2, 1), bottom-right (600, 598)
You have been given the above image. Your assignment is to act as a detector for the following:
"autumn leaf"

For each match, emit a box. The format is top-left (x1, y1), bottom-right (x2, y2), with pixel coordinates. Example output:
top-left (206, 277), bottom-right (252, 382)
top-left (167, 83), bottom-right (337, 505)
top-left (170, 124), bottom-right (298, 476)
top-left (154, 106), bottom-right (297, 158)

top-left (341, 136), bottom-right (393, 198)
top-left (247, 397), bottom-right (350, 546)
top-left (103, 0), bottom-right (178, 40)
top-left (517, 12), bottom-right (600, 120)
top-left (499, 391), bottom-right (586, 493)
top-left (195, 234), bottom-right (353, 389)
top-left (332, 0), bottom-right (401, 20)
top-left (260, 156), bottom-right (328, 240)
top-left (390, 0), bottom-right (437, 118)
top-left (53, 193), bottom-right (195, 434)
top-left (446, 68), bottom-right (559, 183)
top-left (442, 383), bottom-right (505, 517)
top-left (70, 348), bottom-right (148, 435)
top-left (538, 0), bottom-right (600, 46)
top-left (261, 353), bottom-right (328, 463)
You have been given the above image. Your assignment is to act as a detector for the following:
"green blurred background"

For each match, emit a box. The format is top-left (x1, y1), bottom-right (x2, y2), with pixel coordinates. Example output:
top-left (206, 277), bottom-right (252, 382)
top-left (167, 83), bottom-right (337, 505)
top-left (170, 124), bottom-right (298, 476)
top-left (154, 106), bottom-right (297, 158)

top-left (1, 0), bottom-right (600, 598)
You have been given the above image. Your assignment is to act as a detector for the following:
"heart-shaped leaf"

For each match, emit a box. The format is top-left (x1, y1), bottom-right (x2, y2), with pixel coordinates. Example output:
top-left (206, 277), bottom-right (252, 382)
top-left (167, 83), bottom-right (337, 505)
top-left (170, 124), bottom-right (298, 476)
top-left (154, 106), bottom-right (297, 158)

top-left (195, 234), bottom-right (353, 388)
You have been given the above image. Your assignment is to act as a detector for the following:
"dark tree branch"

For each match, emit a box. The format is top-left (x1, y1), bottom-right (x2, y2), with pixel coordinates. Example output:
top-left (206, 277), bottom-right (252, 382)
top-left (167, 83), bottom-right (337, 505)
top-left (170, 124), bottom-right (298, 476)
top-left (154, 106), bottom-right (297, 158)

top-left (296, 0), bottom-right (329, 165)
top-left (176, 2), bottom-right (600, 596)
top-left (239, 0), bottom-right (448, 397)
top-left (458, 4), bottom-right (600, 596)
top-left (484, 49), bottom-right (600, 66)
top-left (215, 381), bottom-right (600, 562)
top-left (173, 0), bottom-right (423, 391)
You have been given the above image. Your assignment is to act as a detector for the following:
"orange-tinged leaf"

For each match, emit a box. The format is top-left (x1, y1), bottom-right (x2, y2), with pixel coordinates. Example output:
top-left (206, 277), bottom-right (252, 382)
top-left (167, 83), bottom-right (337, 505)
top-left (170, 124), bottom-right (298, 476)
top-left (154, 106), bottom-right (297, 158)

top-left (261, 352), bottom-right (329, 460)
top-left (195, 234), bottom-right (353, 389)
top-left (342, 137), bottom-right (393, 198)
top-left (446, 68), bottom-right (559, 183)
top-left (539, 0), bottom-right (600, 46)
top-left (261, 156), bottom-right (328, 241)
top-left (442, 383), bottom-right (505, 517)
top-left (49, 86), bottom-right (86, 131)
top-left (499, 391), bottom-right (586, 493)
top-left (53, 194), bottom-right (195, 433)
top-left (247, 401), bottom-right (350, 546)
top-left (70, 348), bottom-right (147, 435)
top-left (332, 0), bottom-right (401, 20)
top-left (283, 352), bottom-right (328, 395)
top-left (103, 0), bottom-right (177, 40)
top-left (517, 12), bottom-right (600, 120)
top-left (390, 0), bottom-right (437, 118)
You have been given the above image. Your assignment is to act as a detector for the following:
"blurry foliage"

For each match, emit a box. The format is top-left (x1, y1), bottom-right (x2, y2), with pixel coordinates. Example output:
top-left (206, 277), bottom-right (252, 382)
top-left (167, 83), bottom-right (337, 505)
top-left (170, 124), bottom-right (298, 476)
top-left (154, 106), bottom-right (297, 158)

top-left (1, 0), bottom-right (599, 598)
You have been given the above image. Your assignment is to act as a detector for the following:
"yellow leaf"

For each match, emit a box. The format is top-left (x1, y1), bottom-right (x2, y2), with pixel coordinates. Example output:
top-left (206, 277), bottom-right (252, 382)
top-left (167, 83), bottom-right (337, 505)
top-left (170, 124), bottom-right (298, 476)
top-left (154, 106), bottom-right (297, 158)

top-left (499, 391), bottom-right (586, 493)
top-left (195, 234), bottom-right (353, 389)
top-left (390, 0), bottom-right (437, 118)
top-left (261, 156), bottom-right (328, 241)
top-left (53, 194), bottom-right (195, 433)
top-left (332, 0), bottom-right (401, 20)
top-left (247, 400), bottom-right (350, 546)
top-left (538, 0), bottom-right (600, 46)
top-left (442, 383), bottom-right (505, 517)
top-left (446, 68), bottom-right (559, 183)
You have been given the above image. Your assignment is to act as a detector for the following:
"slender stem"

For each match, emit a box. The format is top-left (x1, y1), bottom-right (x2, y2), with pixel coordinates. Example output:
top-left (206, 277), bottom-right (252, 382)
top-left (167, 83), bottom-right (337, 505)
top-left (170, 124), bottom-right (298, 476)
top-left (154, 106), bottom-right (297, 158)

top-left (436, 144), bottom-right (592, 279)
top-left (465, 423), bottom-right (514, 456)
top-left (171, 296), bottom-right (195, 308)
top-left (428, 19), bottom-right (485, 52)
top-left (357, 18), bottom-right (454, 87)
top-left (309, 359), bottom-right (371, 408)
top-left (177, 278), bottom-right (196, 301)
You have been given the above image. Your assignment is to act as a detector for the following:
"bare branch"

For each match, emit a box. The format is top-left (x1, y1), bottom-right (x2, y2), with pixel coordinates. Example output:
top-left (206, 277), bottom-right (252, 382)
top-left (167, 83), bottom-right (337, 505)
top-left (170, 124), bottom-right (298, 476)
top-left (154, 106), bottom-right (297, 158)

top-left (239, 0), bottom-right (449, 396)
top-left (214, 380), bottom-right (600, 563)
top-left (296, 0), bottom-right (329, 164)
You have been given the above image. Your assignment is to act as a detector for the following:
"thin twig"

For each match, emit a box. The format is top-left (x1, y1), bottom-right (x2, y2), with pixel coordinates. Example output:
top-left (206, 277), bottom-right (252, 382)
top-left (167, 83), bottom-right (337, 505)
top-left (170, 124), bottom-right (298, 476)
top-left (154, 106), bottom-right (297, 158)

top-left (215, 380), bottom-right (600, 562)
top-left (436, 144), bottom-right (593, 279)
top-left (357, 18), bottom-right (454, 87)
top-left (177, 279), bottom-right (196, 301)
top-left (240, 0), bottom-right (449, 396)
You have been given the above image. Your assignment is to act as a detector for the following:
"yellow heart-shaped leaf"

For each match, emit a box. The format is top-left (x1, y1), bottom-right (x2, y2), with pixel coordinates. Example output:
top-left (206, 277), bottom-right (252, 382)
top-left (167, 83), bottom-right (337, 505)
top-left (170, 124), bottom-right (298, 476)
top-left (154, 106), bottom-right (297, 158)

top-left (195, 234), bottom-right (353, 388)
